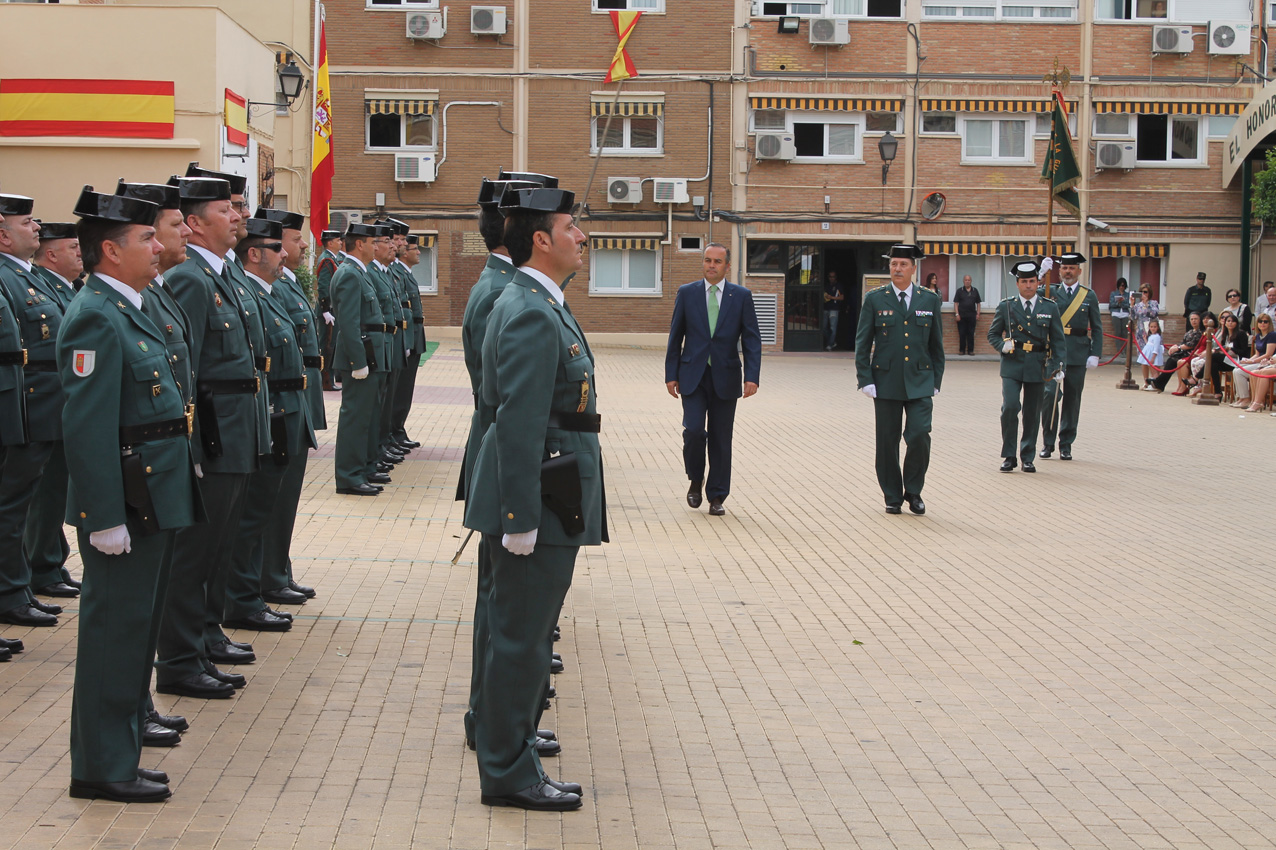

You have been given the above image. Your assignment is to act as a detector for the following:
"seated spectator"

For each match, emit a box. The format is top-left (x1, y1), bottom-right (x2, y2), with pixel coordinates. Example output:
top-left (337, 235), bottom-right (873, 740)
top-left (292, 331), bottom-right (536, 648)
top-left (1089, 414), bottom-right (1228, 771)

top-left (1261, 281), bottom-right (1276, 322)
top-left (1224, 288), bottom-right (1252, 333)
top-left (1239, 314), bottom-right (1276, 411)
top-left (1151, 311), bottom-right (1204, 393)
top-left (1206, 312), bottom-right (1250, 392)
top-left (1139, 318), bottom-right (1164, 390)
top-left (1185, 313), bottom-right (1220, 396)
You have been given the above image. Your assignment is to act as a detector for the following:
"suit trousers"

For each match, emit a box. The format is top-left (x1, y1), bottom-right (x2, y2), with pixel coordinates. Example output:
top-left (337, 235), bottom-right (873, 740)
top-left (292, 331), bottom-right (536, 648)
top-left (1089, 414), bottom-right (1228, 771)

top-left (379, 366), bottom-right (400, 447)
top-left (71, 525), bottom-right (174, 783)
top-left (956, 316), bottom-right (977, 354)
top-left (391, 352), bottom-right (420, 441)
top-left (334, 371), bottom-right (382, 489)
top-left (24, 440), bottom-right (71, 589)
top-left (475, 538), bottom-right (577, 796)
top-left (872, 396), bottom-right (932, 505)
top-left (365, 373), bottom-right (389, 479)
top-left (317, 315), bottom-right (337, 388)
top-left (0, 440), bottom-right (53, 612)
top-left (464, 534), bottom-right (492, 744)
top-left (223, 459), bottom-right (287, 620)
top-left (1041, 364), bottom-right (1086, 452)
top-left (1001, 378), bottom-right (1045, 462)
top-left (680, 367), bottom-right (738, 501)
top-left (155, 470), bottom-right (249, 684)
top-left (260, 448), bottom-right (308, 592)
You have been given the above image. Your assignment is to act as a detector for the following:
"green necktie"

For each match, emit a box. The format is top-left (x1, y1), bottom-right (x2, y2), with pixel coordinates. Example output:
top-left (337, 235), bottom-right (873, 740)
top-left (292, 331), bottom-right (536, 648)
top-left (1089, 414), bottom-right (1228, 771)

top-left (708, 284), bottom-right (720, 336)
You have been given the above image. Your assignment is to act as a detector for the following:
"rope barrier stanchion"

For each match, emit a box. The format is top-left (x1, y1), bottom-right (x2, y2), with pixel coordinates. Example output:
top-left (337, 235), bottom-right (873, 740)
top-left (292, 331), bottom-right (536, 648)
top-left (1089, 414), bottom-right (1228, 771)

top-left (1115, 322), bottom-right (1139, 389)
top-left (1192, 332), bottom-right (1221, 406)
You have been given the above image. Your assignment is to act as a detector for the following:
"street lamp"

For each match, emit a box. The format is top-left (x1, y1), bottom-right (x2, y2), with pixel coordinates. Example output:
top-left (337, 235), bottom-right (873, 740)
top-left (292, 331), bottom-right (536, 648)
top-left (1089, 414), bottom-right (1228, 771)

top-left (878, 131), bottom-right (898, 186)
top-left (276, 60), bottom-right (306, 105)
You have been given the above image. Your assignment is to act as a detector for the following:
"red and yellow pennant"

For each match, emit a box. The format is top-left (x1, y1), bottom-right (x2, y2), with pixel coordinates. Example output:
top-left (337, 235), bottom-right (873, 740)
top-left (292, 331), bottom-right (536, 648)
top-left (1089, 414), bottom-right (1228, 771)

top-left (0, 78), bottom-right (174, 139)
top-left (310, 18), bottom-right (334, 245)
top-left (605, 11), bottom-right (642, 84)
top-left (224, 88), bottom-right (248, 148)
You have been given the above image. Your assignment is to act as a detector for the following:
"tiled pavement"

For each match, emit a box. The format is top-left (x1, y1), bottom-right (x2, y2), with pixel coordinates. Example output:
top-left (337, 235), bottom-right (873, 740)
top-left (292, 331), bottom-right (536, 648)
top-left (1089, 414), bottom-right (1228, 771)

top-left (2, 344), bottom-right (1276, 850)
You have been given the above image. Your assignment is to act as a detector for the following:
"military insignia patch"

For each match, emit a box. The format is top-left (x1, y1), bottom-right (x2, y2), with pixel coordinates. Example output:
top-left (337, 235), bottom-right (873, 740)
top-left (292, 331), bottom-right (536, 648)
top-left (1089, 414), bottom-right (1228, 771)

top-left (138, 341), bottom-right (149, 352)
top-left (152, 384), bottom-right (162, 397)
top-left (569, 343), bottom-right (581, 356)
top-left (214, 293), bottom-right (223, 307)
top-left (72, 350), bottom-right (95, 377)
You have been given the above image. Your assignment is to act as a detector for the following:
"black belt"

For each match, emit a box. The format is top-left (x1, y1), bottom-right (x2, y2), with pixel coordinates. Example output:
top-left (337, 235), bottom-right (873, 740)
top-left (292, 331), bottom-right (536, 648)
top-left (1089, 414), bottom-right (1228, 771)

top-left (0, 350), bottom-right (27, 366)
top-left (363, 323), bottom-right (391, 333)
top-left (547, 411), bottom-right (601, 433)
top-left (1063, 328), bottom-right (1088, 337)
top-left (401, 301), bottom-right (412, 308)
top-left (119, 416), bottom-right (190, 446)
top-left (413, 317), bottom-right (424, 324)
top-left (303, 355), bottom-right (325, 370)
top-left (199, 377), bottom-right (260, 395)
top-left (1014, 340), bottom-right (1042, 353)
top-left (255, 355), bottom-right (271, 372)
top-left (23, 359), bottom-right (57, 373)
top-left (270, 376), bottom-right (307, 392)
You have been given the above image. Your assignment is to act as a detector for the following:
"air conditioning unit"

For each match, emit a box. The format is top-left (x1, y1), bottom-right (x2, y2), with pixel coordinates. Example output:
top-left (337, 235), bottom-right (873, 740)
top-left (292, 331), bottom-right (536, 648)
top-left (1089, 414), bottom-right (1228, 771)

top-left (809, 17), bottom-right (850, 46)
top-left (406, 11), bottom-right (444, 39)
top-left (652, 178), bottom-right (689, 204)
top-left (329, 209), bottom-right (363, 231)
top-left (1152, 25), bottom-right (1193, 54)
top-left (394, 153), bottom-right (437, 182)
top-left (607, 177), bottom-right (642, 204)
top-left (1095, 142), bottom-right (1136, 170)
top-left (756, 131), bottom-right (796, 161)
top-left (471, 5), bottom-right (507, 35)
top-left (1208, 21), bottom-right (1252, 55)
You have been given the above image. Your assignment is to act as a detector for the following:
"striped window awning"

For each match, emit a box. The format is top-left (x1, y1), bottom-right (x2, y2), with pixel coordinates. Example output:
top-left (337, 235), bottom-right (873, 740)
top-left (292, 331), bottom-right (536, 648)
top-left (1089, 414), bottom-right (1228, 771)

top-left (415, 234), bottom-right (437, 249)
top-left (920, 98), bottom-right (1075, 114)
top-left (749, 96), bottom-right (904, 112)
top-left (1094, 101), bottom-right (1243, 115)
top-left (591, 101), bottom-right (664, 118)
top-left (922, 241), bottom-right (1076, 256)
top-left (590, 236), bottom-right (660, 251)
top-left (365, 97), bottom-right (437, 116)
top-left (1091, 243), bottom-right (1166, 258)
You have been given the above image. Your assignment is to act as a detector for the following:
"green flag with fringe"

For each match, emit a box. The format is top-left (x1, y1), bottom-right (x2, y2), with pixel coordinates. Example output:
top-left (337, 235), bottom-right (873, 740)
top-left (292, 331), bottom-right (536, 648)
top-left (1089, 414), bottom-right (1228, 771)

top-left (1041, 91), bottom-right (1080, 217)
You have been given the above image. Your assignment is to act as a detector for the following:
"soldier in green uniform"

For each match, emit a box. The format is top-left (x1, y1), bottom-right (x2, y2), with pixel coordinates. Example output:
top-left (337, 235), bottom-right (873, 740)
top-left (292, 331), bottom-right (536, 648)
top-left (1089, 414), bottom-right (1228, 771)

top-left (315, 230), bottom-right (341, 390)
top-left (371, 220), bottom-right (409, 468)
top-left (0, 203), bottom-right (20, 662)
top-left (1039, 252), bottom-right (1102, 461)
top-left (989, 261), bottom-right (1066, 473)
top-left (27, 221), bottom-right (81, 598)
top-left (854, 244), bottom-right (945, 515)
top-left (388, 223), bottom-right (425, 452)
top-left (62, 186), bottom-right (202, 802)
top-left (255, 208), bottom-right (321, 604)
top-left (332, 222), bottom-right (390, 495)
top-left (464, 186), bottom-right (605, 812)
top-left (223, 217), bottom-right (315, 630)
top-left (367, 226), bottom-right (403, 478)
top-left (0, 193), bottom-right (66, 627)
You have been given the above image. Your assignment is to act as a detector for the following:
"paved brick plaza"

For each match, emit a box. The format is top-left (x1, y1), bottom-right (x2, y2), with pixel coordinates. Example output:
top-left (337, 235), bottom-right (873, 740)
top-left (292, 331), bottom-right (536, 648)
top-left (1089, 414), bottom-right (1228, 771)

top-left (2, 345), bottom-right (1275, 850)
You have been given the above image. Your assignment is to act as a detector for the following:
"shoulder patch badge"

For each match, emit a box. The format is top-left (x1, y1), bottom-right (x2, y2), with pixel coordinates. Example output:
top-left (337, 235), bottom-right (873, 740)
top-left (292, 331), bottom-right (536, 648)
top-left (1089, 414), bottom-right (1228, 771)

top-left (138, 341), bottom-right (149, 352)
top-left (72, 350), bottom-right (95, 377)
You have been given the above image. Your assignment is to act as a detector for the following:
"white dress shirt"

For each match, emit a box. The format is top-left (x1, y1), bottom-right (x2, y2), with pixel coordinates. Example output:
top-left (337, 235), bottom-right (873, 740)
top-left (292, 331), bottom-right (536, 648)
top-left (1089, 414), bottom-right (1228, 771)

top-left (519, 265), bottom-right (565, 306)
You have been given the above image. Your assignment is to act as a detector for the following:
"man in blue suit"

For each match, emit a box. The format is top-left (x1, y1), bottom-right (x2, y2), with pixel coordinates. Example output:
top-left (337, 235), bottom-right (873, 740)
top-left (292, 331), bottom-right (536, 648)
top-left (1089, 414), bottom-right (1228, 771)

top-left (664, 243), bottom-right (762, 516)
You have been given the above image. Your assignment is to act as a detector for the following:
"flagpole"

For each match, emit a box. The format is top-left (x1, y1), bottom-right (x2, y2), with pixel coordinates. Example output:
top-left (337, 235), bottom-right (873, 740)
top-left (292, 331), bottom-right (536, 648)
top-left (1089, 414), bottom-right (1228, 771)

top-left (309, 0), bottom-right (322, 272)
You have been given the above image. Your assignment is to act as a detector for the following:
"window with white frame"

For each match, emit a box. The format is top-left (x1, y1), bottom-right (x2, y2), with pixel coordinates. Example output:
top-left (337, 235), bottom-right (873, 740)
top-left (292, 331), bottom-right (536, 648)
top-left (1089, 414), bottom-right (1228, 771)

top-left (792, 112), bottom-right (863, 160)
top-left (923, 0), bottom-right (1076, 19)
top-left (410, 239), bottom-right (438, 293)
top-left (960, 116), bottom-right (1032, 163)
top-left (921, 112), bottom-right (958, 134)
top-left (755, 1), bottom-right (827, 14)
top-left (591, 100), bottom-right (664, 155)
top-left (1034, 111), bottom-right (1079, 136)
top-left (865, 111), bottom-right (902, 133)
top-left (1134, 114), bottom-right (1201, 164)
top-left (1207, 114), bottom-right (1238, 138)
top-left (367, 0), bottom-right (439, 8)
top-left (1096, 0), bottom-right (1248, 20)
top-left (755, 0), bottom-right (904, 14)
top-left (751, 109), bottom-right (788, 132)
top-left (365, 94), bottom-right (437, 151)
top-left (590, 239), bottom-right (661, 294)
top-left (593, 0), bottom-right (664, 11)
top-left (1092, 112), bottom-right (1131, 136)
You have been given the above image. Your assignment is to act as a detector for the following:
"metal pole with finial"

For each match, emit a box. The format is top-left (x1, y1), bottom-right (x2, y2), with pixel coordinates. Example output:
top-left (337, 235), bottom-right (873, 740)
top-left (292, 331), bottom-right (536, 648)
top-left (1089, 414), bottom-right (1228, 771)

top-left (1042, 59), bottom-right (1071, 409)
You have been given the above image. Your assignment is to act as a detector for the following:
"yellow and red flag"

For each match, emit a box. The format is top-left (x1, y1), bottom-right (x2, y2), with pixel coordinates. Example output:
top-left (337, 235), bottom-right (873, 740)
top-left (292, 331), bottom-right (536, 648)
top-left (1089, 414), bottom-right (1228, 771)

top-left (605, 11), bottom-right (642, 84)
top-left (224, 88), bottom-right (248, 148)
top-left (310, 19), bottom-right (334, 245)
top-left (0, 78), bottom-right (174, 138)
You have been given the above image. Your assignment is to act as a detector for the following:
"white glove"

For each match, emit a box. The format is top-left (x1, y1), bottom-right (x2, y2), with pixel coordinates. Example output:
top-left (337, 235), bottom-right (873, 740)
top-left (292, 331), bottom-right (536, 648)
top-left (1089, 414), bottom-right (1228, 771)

top-left (1002, 340), bottom-right (1015, 354)
top-left (1039, 256), bottom-right (1054, 274)
top-left (89, 524), bottom-right (132, 556)
top-left (1052, 370), bottom-right (1065, 384)
top-left (1086, 356), bottom-right (1099, 369)
top-left (860, 384), bottom-right (877, 399)
top-left (405, 347), bottom-right (412, 357)
top-left (323, 311), bottom-right (335, 325)
top-left (502, 529), bottom-right (537, 556)
top-left (351, 366), bottom-right (369, 380)
top-left (933, 388), bottom-right (940, 396)
top-left (194, 463), bottom-right (203, 479)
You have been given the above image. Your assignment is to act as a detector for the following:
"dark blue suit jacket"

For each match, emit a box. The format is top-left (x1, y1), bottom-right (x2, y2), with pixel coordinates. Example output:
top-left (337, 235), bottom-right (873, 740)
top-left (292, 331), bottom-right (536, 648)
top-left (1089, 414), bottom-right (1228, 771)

top-left (664, 279), bottom-right (762, 399)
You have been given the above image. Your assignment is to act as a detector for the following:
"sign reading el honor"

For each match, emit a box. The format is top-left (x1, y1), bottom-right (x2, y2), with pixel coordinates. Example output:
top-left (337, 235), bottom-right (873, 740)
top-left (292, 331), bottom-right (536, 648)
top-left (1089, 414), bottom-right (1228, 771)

top-left (1223, 80), bottom-right (1276, 188)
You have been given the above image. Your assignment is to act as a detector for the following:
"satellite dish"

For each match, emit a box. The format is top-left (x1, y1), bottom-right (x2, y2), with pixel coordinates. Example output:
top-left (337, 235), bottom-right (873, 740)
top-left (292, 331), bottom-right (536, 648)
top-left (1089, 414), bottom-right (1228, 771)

top-left (920, 191), bottom-right (946, 221)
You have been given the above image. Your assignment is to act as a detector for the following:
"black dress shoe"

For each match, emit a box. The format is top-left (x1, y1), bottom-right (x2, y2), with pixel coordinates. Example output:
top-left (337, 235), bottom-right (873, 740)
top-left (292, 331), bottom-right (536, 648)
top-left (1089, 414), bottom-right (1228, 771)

top-left (30, 599), bottom-right (61, 615)
top-left (1021, 461), bottom-right (1036, 473)
top-left (0, 603), bottom-right (57, 626)
top-left (70, 778), bottom-right (170, 803)
top-left (137, 767), bottom-right (169, 785)
top-left (0, 636), bottom-right (23, 653)
top-left (1039, 447), bottom-right (1052, 458)
top-left (366, 482), bottom-right (384, 492)
top-left (148, 709), bottom-right (188, 732)
top-left (550, 657), bottom-right (564, 674)
top-left (204, 666), bottom-right (246, 689)
top-left (547, 685), bottom-right (556, 699)
top-left (375, 461), bottom-right (394, 473)
top-left (542, 698), bottom-right (552, 711)
top-left (1000, 459), bottom-right (1016, 472)
top-left (62, 572), bottom-right (82, 590)
top-left (885, 504), bottom-right (903, 514)
top-left (35, 582), bottom-right (79, 598)
top-left (226, 639), bottom-right (254, 652)
top-left (399, 439), bottom-right (421, 449)
top-left (142, 720), bottom-right (182, 747)
top-left (336, 484), bottom-right (380, 496)
top-left (0, 646), bottom-right (10, 662)
top-left (687, 480), bottom-right (703, 509)
top-left (208, 638), bottom-right (256, 664)
top-left (481, 779), bottom-right (581, 811)
top-left (380, 452), bottom-right (404, 464)
top-left (535, 737), bottom-right (562, 757)
top-left (543, 775), bottom-right (583, 795)
top-left (367, 472), bottom-right (392, 484)
top-left (156, 672), bottom-right (234, 699)
top-left (708, 500), bottom-right (726, 516)
top-left (263, 586), bottom-right (308, 605)
top-left (265, 606), bottom-right (294, 621)
top-left (223, 610), bottom-right (292, 632)
top-left (552, 626), bottom-right (560, 641)
top-left (905, 494), bottom-right (925, 515)
top-left (1059, 449), bottom-right (1072, 460)
top-left (537, 729), bottom-right (556, 740)
top-left (288, 580), bottom-right (316, 598)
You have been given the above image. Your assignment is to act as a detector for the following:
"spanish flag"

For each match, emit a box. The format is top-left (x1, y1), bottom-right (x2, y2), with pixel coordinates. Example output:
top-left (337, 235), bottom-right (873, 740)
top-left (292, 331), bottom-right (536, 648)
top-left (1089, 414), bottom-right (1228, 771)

top-left (0, 79), bottom-right (174, 139)
top-left (605, 11), bottom-right (642, 84)
top-left (224, 88), bottom-right (248, 148)
top-left (310, 18), bottom-right (334, 245)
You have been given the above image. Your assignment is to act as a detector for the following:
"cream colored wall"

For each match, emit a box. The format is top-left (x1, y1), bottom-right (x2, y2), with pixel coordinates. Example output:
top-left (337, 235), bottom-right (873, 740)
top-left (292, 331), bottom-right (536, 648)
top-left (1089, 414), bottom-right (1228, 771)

top-left (1166, 241), bottom-right (1242, 318)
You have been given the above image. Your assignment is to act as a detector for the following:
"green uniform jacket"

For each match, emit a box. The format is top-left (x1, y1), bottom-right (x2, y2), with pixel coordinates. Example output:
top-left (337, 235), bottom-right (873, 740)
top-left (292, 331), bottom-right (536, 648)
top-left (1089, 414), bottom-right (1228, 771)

top-left (165, 247), bottom-right (265, 471)
top-left (275, 268), bottom-right (328, 430)
top-left (371, 262), bottom-right (405, 369)
top-left (987, 296), bottom-right (1065, 380)
top-left (1044, 282), bottom-right (1103, 365)
top-left (315, 249), bottom-right (339, 312)
top-left (248, 275), bottom-right (317, 457)
top-left (854, 284), bottom-right (946, 399)
top-left (57, 276), bottom-right (202, 532)
top-left (0, 256), bottom-right (65, 441)
top-left (395, 260), bottom-right (427, 351)
top-left (144, 278), bottom-right (194, 407)
top-left (0, 264), bottom-right (25, 447)
top-left (463, 270), bottom-right (606, 546)
top-left (456, 254), bottom-right (515, 502)
top-left (33, 266), bottom-right (76, 310)
top-left (332, 257), bottom-right (388, 373)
